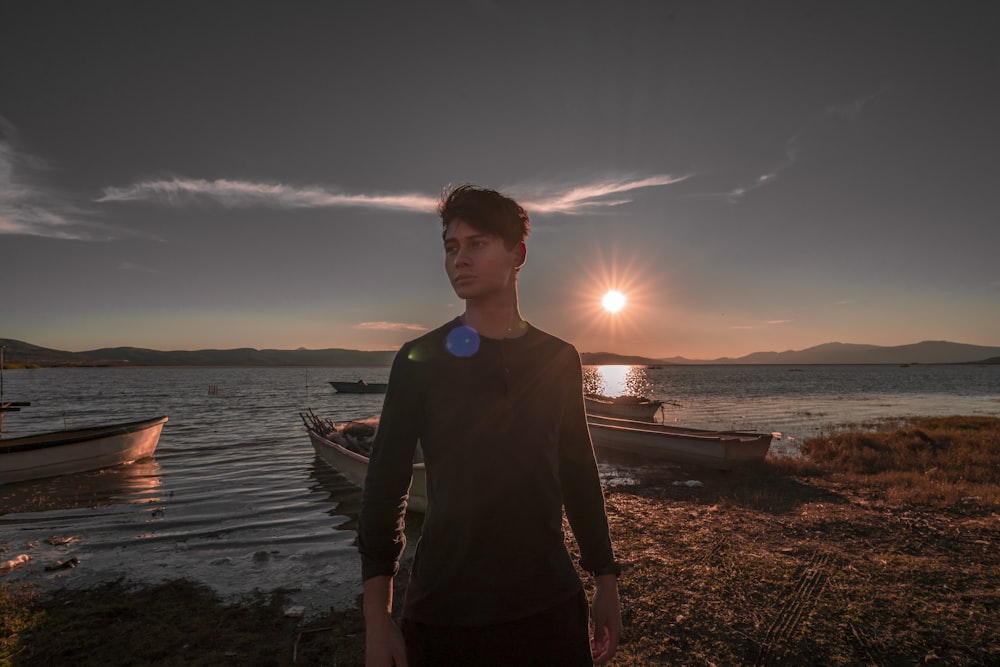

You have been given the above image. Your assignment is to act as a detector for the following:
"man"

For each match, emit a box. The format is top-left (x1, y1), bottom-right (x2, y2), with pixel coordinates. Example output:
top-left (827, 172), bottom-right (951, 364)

top-left (358, 185), bottom-right (622, 666)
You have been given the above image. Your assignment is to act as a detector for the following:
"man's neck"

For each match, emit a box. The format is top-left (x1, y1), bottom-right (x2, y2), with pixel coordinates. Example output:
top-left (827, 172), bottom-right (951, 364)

top-left (461, 300), bottom-right (526, 340)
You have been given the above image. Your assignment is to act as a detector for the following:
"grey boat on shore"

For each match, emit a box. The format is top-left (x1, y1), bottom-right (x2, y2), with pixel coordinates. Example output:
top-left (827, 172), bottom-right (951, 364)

top-left (586, 414), bottom-right (772, 470)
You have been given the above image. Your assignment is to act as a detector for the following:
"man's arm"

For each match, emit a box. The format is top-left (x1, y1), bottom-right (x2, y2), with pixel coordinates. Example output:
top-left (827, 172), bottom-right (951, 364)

top-left (589, 573), bottom-right (622, 665)
top-left (358, 346), bottom-right (422, 579)
top-left (363, 575), bottom-right (407, 667)
top-left (556, 349), bottom-right (623, 662)
top-left (356, 347), bottom-right (424, 666)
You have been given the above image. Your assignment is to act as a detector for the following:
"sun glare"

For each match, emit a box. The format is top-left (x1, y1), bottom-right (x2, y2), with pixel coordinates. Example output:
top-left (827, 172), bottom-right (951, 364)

top-left (560, 243), bottom-right (667, 352)
top-left (602, 290), bottom-right (627, 313)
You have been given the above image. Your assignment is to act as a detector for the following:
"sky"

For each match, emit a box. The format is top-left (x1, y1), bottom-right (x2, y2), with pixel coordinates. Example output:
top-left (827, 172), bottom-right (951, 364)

top-left (2, 1), bottom-right (999, 360)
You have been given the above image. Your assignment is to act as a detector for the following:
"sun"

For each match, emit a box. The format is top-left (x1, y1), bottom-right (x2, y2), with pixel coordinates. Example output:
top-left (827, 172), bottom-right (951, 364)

top-left (601, 290), bottom-right (627, 313)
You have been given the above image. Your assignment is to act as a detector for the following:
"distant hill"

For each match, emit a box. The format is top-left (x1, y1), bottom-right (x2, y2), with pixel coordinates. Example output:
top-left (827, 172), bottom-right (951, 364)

top-left (0, 339), bottom-right (395, 367)
top-left (2, 338), bottom-right (999, 368)
top-left (579, 352), bottom-right (666, 366)
top-left (665, 341), bottom-right (1000, 365)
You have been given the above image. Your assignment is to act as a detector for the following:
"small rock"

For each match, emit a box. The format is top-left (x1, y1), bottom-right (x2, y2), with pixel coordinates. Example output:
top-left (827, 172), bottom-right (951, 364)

top-left (284, 605), bottom-right (306, 618)
top-left (44, 557), bottom-right (80, 571)
top-left (1, 554), bottom-right (31, 572)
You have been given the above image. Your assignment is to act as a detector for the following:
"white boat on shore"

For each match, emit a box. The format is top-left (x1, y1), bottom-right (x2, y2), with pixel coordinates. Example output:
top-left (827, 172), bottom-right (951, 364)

top-left (586, 414), bottom-right (772, 470)
top-left (0, 416), bottom-right (168, 485)
top-left (584, 393), bottom-right (664, 421)
top-left (301, 411), bottom-right (426, 513)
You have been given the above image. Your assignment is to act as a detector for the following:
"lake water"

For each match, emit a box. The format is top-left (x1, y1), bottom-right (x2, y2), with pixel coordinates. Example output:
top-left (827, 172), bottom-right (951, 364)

top-left (1, 364), bottom-right (998, 616)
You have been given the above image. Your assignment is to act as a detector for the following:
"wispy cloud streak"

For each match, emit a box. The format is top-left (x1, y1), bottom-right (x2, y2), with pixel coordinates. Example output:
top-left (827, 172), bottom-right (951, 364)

top-left (98, 178), bottom-right (439, 212)
top-left (0, 118), bottom-right (97, 239)
top-left (515, 175), bottom-right (690, 213)
top-left (357, 321), bottom-right (428, 332)
top-left (97, 174), bottom-right (688, 216)
top-left (723, 88), bottom-right (887, 202)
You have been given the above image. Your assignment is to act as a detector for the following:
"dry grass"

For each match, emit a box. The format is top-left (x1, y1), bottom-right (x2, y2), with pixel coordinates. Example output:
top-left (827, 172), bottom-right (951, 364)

top-left (3, 416), bottom-right (999, 666)
top-left (779, 415), bottom-right (1000, 508)
top-left (601, 415), bottom-right (1000, 665)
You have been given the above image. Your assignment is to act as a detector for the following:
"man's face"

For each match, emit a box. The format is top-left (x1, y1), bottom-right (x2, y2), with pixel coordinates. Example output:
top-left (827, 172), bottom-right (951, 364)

top-left (443, 218), bottom-right (523, 301)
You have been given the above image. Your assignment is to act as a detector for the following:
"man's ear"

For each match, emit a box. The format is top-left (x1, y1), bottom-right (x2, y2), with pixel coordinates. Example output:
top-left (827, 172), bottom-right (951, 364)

top-left (514, 242), bottom-right (527, 269)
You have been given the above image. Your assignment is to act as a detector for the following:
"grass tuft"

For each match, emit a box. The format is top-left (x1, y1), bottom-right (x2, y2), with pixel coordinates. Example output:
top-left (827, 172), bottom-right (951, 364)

top-left (787, 415), bottom-right (1000, 510)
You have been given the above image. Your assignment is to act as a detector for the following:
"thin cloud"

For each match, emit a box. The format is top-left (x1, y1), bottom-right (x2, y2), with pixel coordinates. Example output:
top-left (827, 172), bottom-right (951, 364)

top-left (357, 321), bottom-right (428, 332)
top-left (97, 174), bottom-right (689, 216)
top-left (767, 319), bottom-right (791, 325)
top-left (514, 175), bottom-right (690, 214)
top-left (0, 117), bottom-right (149, 241)
top-left (0, 118), bottom-right (93, 239)
top-left (723, 88), bottom-right (887, 202)
top-left (724, 145), bottom-right (798, 202)
top-left (98, 178), bottom-right (439, 212)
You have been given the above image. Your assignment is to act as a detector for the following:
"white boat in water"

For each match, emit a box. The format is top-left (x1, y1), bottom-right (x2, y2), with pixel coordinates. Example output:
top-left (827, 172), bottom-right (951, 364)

top-left (0, 416), bottom-right (168, 485)
top-left (301, 411), bottom-right (427, 513)
top-left (584, 393), bottom-right (664, 421)
top-left (586, 414), bottom-right (772, 470)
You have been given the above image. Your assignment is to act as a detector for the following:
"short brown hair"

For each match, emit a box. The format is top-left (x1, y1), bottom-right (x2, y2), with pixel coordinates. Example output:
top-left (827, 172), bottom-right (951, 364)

top-left (439, 185), bottom-right (530, 249)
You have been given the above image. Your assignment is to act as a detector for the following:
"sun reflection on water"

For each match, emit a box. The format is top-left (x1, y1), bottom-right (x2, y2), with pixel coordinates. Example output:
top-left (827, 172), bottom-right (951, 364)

top-left (582, 365), bottom-right (652, 398)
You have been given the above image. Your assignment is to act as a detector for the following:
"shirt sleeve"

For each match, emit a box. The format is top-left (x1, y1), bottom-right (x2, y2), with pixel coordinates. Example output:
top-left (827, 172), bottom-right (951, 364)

top-left (557, 348), bottom-right (621, 577)
top-left (357, 345), bottom-right (423, 581)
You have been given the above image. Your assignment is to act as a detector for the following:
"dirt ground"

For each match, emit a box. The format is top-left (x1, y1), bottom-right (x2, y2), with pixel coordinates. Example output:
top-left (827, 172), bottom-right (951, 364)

top-left (598, 458), bottom-right (999, 666)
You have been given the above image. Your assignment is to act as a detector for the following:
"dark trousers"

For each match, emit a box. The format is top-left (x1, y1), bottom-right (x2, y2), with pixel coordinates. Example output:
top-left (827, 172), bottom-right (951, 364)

top-left (400, 590), bottom-right (592, 667)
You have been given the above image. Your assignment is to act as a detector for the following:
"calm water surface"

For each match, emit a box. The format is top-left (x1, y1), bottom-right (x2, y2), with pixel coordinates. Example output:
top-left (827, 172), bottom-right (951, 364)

top-left (1, 364), bottom-right (997, 615)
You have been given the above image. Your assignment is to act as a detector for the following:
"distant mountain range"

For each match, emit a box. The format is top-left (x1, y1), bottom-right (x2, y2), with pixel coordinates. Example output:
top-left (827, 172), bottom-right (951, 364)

top-left (0, 339), bottom-right (395, 367)
top-left (584, 341), bottom-right (1000, 365)
top-left (2, 338), bottom-right (999, 367)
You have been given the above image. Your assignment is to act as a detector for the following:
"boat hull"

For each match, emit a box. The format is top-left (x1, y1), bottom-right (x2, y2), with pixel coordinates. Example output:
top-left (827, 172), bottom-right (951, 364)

top-left (584, 394), bottom-right (663, 421)
top-left (0, 416), bottom-right (168, 485)
top-left (587, 415), bottom-right (771, 470)
top-left (305, 417), bottom-right (426, 513)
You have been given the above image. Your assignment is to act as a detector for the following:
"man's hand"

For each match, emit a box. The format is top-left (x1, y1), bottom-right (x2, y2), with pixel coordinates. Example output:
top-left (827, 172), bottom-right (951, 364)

top-left (590, 573), bottom-right (622, 665)
top-left (363, 575), bottom-right (407, 667)
top-left (365, 611), bottom-right (407, 667)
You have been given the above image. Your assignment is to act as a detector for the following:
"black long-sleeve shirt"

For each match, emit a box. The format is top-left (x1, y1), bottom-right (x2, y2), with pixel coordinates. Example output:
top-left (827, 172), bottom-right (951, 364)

top-left (357, 318), bottom-right (618, 626)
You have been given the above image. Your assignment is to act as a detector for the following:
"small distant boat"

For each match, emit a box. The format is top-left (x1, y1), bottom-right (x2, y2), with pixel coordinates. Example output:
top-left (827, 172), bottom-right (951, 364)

top-left (0, 416), bottom-right (168, 485)
top-left (587, 415), bottom-right (772, 470)
top-left (301, 411), bottom-right (426, 513)
top-left (329, 380), bottom-right (389, 394)
top-left (585, 393), bottom-right (664, 421)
